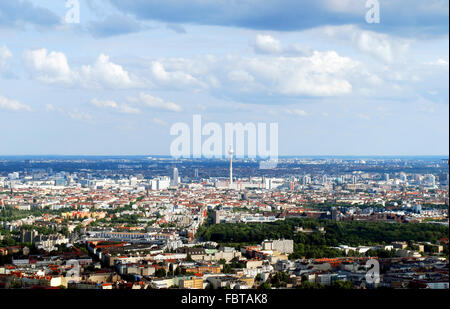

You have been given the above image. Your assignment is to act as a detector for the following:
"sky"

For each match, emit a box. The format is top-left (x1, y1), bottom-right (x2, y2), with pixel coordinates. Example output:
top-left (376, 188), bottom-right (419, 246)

top-left (0, 0), bottom-right (448, 156)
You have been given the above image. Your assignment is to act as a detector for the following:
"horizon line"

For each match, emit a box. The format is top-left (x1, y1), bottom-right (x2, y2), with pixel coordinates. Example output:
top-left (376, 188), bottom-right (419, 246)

top-left (0, 154), bottom-right (448, 158)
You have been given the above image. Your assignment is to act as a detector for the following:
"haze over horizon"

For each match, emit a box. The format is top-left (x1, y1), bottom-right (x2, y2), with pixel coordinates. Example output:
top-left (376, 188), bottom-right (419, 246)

top-left (0, 154), bottom-right (447, 159)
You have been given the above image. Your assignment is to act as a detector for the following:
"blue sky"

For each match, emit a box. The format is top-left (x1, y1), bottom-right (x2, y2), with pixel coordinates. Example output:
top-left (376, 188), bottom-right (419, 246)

top-left (0, 0), bottom-right (448, 156)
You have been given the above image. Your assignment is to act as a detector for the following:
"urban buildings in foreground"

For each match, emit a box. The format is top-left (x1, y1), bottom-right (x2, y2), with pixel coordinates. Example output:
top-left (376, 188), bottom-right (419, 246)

top-left (0, 156), bottom-right (448, 289)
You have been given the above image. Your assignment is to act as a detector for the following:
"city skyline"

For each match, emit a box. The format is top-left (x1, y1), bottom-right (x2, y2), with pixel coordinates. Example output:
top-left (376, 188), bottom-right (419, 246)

top-left (0, 155), bottom-right (448, 159)
top-left (0, 156), bottom-right (448, 291)
top-left (0, 0), bottom-right (449, 156)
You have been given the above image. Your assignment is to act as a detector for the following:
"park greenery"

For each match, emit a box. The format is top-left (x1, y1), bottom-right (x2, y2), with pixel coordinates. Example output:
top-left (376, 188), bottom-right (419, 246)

top-left (0, 205), bottom-right (69, 221)
top-left (197, 217), bottom-right (449, 259)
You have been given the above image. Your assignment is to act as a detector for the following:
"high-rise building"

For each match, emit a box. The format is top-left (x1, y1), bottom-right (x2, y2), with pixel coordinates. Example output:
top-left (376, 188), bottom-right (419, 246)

top-left (399, 172), bottom-right (407, 182)
top-left (154, 177), bottom-right (171, 190)
top-left (20, 230), bottom-right (38, 243)
top-left (413, 204), bottom-right (422, 214)
top-left (171, 168), bottom-right (179, 187)
top-left (213, 210), bottom-right (221, 224)
top-left (331, 207), bottom-right (340, 222)
top-left (8, 172), bottom-right (19, 180)
top-left (425, 174), bottom-right (436, 187)
top-left (302, 175), bottom-right (311, 185)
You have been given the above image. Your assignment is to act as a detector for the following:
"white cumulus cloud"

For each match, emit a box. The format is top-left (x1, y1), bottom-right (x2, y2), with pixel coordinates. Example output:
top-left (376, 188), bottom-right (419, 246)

top-left (254, 34), bottom-right (283, 54)
top-left (139, 93), bottom-right (183, 112)
top-left (152, 118), bottom-right (168, 126)
top-left (147, 50), bottom-right (357, 98)
top-left (91, 98), bottom-right (141, 114)
top-left (81, 54), bottom-right (136, 88)
top-left (0, 95), bottom-right (32, 112)
top-left (352, 31), bottom-right (410, 63)
top-left (23, 49), bottom-right (140, 88)
top-left (150, 61), bottom-right (206, 89)
top-left (253, 34), bottom-right (312, 56)
top-left (284, 109), bottom-right (308, 116)
top-left (68, 109), bottom-right (93, 121)
top-left (23, 49), bottom-right (73, 84)
top-left (319, 25), bottom-right (411, 63)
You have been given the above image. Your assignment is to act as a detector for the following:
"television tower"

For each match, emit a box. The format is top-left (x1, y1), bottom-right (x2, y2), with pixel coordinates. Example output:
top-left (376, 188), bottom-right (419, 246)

top-left (228, 145), bottom-right (234, 187)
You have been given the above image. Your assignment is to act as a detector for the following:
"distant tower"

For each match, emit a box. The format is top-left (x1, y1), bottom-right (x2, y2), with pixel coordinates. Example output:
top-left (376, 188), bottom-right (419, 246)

top-left (425, 174), bottom-right (436, 187)
top-left (331, 207), bottom-right (340, 222)
top-left (172, 168), bottom-right (179, 186)
top-left (213, 210), bottom-right (221, 224)
top-left (399, 172), bottom-right (407, 182)
top-left (228, 145), bottom-right (234, 187)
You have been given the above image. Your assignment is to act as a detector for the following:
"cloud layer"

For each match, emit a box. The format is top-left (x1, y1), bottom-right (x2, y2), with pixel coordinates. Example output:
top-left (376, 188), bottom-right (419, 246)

top-left (146, 50), bottom-right (358, 98)
top-left (0, 0), bottom-right (61, 29)
top-left (109, 0), bottom-right (449, 36)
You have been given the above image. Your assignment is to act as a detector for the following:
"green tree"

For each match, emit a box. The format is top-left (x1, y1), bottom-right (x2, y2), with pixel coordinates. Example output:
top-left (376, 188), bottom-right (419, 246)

top-left (258, 282), bottom-right (271, 290)
top-left (155, 268), bottom-right (167, 278)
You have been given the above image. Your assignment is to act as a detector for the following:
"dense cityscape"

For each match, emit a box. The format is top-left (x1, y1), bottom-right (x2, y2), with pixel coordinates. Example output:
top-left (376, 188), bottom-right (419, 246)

top-left (0, 156), bottom-right (448, 290)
